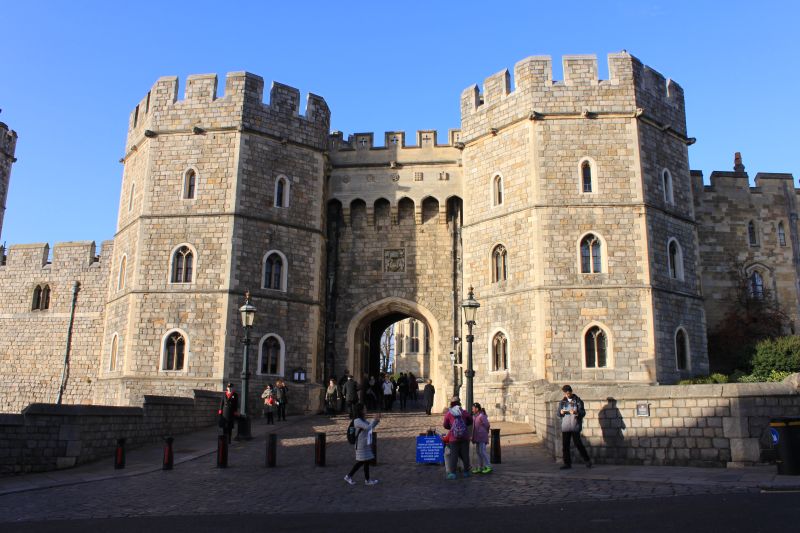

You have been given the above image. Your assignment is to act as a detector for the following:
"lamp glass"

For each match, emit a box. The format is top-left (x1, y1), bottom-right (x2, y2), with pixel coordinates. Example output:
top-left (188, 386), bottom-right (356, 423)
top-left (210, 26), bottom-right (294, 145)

top-left (239, 302), bottom-right (257, 327)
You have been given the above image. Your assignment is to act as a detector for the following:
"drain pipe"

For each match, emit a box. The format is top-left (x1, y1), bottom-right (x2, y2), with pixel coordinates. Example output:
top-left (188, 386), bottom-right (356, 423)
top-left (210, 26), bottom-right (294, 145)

top-left (56, 281), bottom-right (80, 405)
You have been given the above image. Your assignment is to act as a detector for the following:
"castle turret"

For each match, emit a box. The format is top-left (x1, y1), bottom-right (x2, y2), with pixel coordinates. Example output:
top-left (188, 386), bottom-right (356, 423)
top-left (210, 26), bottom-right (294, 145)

top-left (0, 120), bottom-right (18, 245)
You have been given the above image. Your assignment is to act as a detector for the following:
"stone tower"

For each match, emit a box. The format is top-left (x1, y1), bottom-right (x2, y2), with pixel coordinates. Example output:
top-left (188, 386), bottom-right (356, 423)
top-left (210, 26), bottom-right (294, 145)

top-left (0, 120), bottom-right (17, 245)
top-left (459, 52), bottom-right (706, 406)
top-left (94, 73), bottom-right (330, 410)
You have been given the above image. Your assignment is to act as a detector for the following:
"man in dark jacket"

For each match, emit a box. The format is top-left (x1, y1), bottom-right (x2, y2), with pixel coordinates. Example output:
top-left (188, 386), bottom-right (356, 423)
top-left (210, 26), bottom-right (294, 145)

top-left (557, 384), bottom-right (591, 469)
top-left (343, 374), bottom-right (359, 419)
top-left (218, 382), bottom-right (239, 443)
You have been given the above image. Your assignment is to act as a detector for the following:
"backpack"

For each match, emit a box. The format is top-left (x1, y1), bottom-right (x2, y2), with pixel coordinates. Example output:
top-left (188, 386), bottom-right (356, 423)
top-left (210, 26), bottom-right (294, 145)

top-left (346, 420), bottom-right (360, 445)
top-left (451, 414), bottom-right (468, 440)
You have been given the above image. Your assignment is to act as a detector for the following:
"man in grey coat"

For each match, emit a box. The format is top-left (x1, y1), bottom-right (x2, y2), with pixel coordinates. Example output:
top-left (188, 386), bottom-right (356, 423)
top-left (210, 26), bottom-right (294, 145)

top-left (557, 384), bottom-right (591, 469)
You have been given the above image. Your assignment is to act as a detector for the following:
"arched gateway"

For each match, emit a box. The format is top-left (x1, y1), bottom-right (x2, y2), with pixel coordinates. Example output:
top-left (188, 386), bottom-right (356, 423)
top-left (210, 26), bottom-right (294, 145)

top-left (346, 297), bottom-right (442, 403)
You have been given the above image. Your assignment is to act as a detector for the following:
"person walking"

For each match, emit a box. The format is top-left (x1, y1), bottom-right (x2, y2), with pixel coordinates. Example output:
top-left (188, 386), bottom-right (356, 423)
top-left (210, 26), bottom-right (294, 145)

top-left (338, 371), bottom-right (349, 413)
top-left (343, 374), bottom-right (359, 419)
top-left (275, 378), bottom-right (288, 421)
top-left (558, 384), bottom-right (591, 469)
top-left (344, 403), bottom-right (381, 486)
top-left (443, 396), bottom-right (473, 479)
top-left (382, 375), bottom-right (394, 411)
top-left (324, 378), bottom-right (340, 416)
top-left (261, 384), bottom-right (276, 424)
top-left (218, 382), bottom-right (239, 443)
top-left (423, 379), bottom-right (435, 415)
top-left (397, 372), bottom-right (409, 411)
top-left (471, 402), bottom-right (491, 474)
top-left (408, 372), bottom-right (419, 405)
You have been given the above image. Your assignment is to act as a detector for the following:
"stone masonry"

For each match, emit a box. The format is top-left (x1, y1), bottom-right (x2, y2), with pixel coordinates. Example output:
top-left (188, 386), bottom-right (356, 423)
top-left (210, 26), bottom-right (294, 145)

top-left (0, 53), bottom-right (797, 437)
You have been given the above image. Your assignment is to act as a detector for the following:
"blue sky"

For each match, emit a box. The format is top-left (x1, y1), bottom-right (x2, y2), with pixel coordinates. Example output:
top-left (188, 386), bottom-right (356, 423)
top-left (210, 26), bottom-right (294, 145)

top-left (1, 1), bottom-right (797, 245)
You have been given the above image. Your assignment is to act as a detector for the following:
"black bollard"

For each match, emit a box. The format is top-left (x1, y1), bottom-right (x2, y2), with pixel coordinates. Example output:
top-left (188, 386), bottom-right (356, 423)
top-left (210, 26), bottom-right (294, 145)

top-left (490, 428), bottom-right (501, 464)
top-left (114, 438), bottom-right (126, 470)
top-left (370, 432), bottom-right (378, 466)
top-left (315, 432), bottom-right (326, 466)
top-left (266, 433), bottom-right (277, 467)
top-left (217, 434), bottom-right (228, 468)
top-left (163, 436), bottom-right (174, 470)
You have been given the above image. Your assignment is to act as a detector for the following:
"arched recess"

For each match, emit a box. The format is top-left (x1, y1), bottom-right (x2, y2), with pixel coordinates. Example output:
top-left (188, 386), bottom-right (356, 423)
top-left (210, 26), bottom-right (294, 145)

top-left (345, 297), bottom-right (442, 405)
top-left (397, 197), bottom-right (415, 225)
top-left (350, 199), bottom-right (366, 229)
top-left (421, 196), bottom-right (439, 224)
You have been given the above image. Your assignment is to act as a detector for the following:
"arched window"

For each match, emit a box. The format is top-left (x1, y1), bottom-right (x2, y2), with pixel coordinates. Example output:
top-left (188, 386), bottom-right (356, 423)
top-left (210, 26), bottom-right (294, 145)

top-left (171, 246), bottom-right (194, 283)
top-left (162, 331), bottom-right (186, 371)
top-left (492, 245), bottom-right (508, 282)
top-left (109, 334), bottom-right (119, 371)
top-left (668, 239), bottom-right (684, 280)
top-left (263, 251), bottom-right (286, 291)
top-left (183, 169), bottom-right (196, 199)
top-left (118, 255), bottom-right (127, 291)
top-left (675, 329), bottom-right (689, 371)
top-left (748, 221), bottom-right (758, 246)
top-left (41, 286), bottom-right (50, 309)
top-left (32, 284), bottom-right (51, 310)
top-left (258, 334), bottom-right (285, 376)
top-left (778, 222), bottom-right (786, 247)
top-left (409, 319), bottom-right (420, 353)
top-left (584, 326), bottom-right (608, 368)
top-left (662, 169), bottom-right (674, 204)
top-left (580, 234), bottom-right (602, 274)
top-left (128, 182), bottom-right (135, 212)
top-left (581, 161), bottom-right (593, 193)
top-left (492, 174), bottom-right (503, 206)
top-left (748, 270), bottom-right (765, 300)
top-left (492, 332), bottom-right (508, 371)
top-left (274, 175), bottom-right (290, 208)
top-left (32, 285), bottom-right (42, 310)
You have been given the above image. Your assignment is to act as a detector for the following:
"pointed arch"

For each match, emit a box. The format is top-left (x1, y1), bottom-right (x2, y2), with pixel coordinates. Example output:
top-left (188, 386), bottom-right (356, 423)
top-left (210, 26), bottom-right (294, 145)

top-left (169, 243), bottom-right (196, 283)
top-left (274, 174), bottom-right (290, 208)
top-left (117, 254), bottom-right (127, 291)
top-left (258, 334), bottom-right (285, 376)
top-left (491, 173), bottom-right (504, 206)
top-left (667, 238), bottom-right (684, 280)
top-left (421, 196), bottom-right (439, 224)
top-left (582, 322), bottom-right (613, 369)
top-left (262, 250), bottom-right (288, 291)
top-left (109, 333), bottom-right (119, 371)
top-left (488, 327), bottom-right (510, 372)
top-left (491, 244), bottom-right (508, 282)
top-left (578, 232), bottom-right (606, 274)
top-left (778, 221), bottom-right (787, 247)
top-left (182, 167), bottom-right (197, 200)
top-left (350, 199), bottom-right (367, 228)
top-left (748, 220), bottom-right (758, 246)
top-left (397, 197), bottom-right (415, 225)
top-left (675, 327), bottom-right (690, 371)
top-left (161, 328), bottom-right (189, 372)
top-left (662, 168), bottom-right (674, 204)
top-left (579, 157), bottom-right (597, 194)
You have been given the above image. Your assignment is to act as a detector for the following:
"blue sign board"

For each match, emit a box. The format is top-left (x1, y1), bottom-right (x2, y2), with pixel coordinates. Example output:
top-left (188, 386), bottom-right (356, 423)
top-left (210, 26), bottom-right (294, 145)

top-left (416, 435), bottom-right (444, 464)
top-left (770, 428), bottom-right (779, 446)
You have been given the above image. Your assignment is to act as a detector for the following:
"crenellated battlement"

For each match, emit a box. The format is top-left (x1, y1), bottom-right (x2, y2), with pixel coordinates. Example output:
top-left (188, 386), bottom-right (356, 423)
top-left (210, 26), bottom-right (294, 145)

top-left (329, 129), bottom-right (461, 151)
top-left (126, 72), bottom-right (330, 152)
top-left (459, 52), bottom-right (686, 140)
top-left (0, 121), bottom-right (17, 158)
top-left (0, 240), bottom-right (112, 271)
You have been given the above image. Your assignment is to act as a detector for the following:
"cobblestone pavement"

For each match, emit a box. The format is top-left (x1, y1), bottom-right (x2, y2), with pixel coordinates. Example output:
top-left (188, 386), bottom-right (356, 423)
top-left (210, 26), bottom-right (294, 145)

top-left (0, 410), bottom-right (765, 523)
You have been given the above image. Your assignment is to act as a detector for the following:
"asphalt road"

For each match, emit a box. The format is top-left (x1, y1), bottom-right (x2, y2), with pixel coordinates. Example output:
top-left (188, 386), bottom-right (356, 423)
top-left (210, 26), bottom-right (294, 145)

top-left (3, 492), bottom-right (797, 533)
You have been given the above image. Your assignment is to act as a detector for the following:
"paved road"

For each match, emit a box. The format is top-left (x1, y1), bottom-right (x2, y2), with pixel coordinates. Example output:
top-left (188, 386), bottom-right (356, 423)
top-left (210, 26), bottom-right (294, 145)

top-left (0, 410), bottom-right (794, 527)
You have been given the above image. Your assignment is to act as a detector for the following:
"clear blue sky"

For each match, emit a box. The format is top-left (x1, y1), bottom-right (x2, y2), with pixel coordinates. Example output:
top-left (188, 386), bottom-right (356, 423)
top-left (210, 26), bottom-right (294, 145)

top-left (1, 1), bottom-right (797, 245)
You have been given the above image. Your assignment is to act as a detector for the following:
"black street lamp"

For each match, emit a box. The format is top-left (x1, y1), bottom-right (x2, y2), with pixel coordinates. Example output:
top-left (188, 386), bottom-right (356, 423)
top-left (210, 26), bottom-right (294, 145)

top-left (460, 286), bottom-right (480, 410)
top-left (237, 291), bottom-right (257, 440)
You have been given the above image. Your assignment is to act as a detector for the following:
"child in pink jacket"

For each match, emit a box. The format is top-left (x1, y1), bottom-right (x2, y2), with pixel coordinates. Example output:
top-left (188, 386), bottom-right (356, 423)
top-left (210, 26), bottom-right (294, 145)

top-left (471, 402), bottom-right (491, 474)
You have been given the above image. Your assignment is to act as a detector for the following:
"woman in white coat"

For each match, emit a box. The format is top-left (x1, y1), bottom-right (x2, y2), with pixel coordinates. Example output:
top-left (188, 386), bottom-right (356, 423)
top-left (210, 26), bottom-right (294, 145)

top-left (343, 403), bottom-right (381, 485)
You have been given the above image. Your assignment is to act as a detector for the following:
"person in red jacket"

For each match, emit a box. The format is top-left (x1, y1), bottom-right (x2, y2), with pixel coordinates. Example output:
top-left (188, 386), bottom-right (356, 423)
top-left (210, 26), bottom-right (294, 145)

top-left (442, 396), bottom-right (473, 479)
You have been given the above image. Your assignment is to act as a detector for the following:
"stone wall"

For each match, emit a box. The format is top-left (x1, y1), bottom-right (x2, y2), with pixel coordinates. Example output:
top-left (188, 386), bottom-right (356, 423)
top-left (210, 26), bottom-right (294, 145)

top-left (530, 376), bottom-right (800, 467)
top-left (0, 241), bottom-right (111, 413)
top-left (693, 169), bottom-right (800, 333)
top-left (0, 121), bottom-right (16, 243)
top-left (0, 389), bottom-right (221, 475)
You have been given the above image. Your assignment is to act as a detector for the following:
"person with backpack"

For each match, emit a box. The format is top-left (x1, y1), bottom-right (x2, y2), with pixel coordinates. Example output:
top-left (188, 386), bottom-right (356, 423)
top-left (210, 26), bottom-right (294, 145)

top-left (442, 396), bottom-right (473, 479)
top-left (344, 403), bottom-right (381, 486)
top-left (471, 402), bottom-right (491, 474)
top-left (558, 384), bottom-right (591, 469)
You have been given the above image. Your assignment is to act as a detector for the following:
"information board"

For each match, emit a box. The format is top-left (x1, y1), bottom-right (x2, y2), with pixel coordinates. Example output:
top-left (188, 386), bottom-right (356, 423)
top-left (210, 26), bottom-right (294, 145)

top-left (416, 435), bottom-right (444, 464)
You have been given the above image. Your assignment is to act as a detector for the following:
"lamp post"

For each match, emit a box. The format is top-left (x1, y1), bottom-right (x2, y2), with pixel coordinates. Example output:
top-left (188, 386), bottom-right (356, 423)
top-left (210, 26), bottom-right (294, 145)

top-left (460, 286), bottom-right (480, 410)
top-left (238, 291), bottom-right (257, 440)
